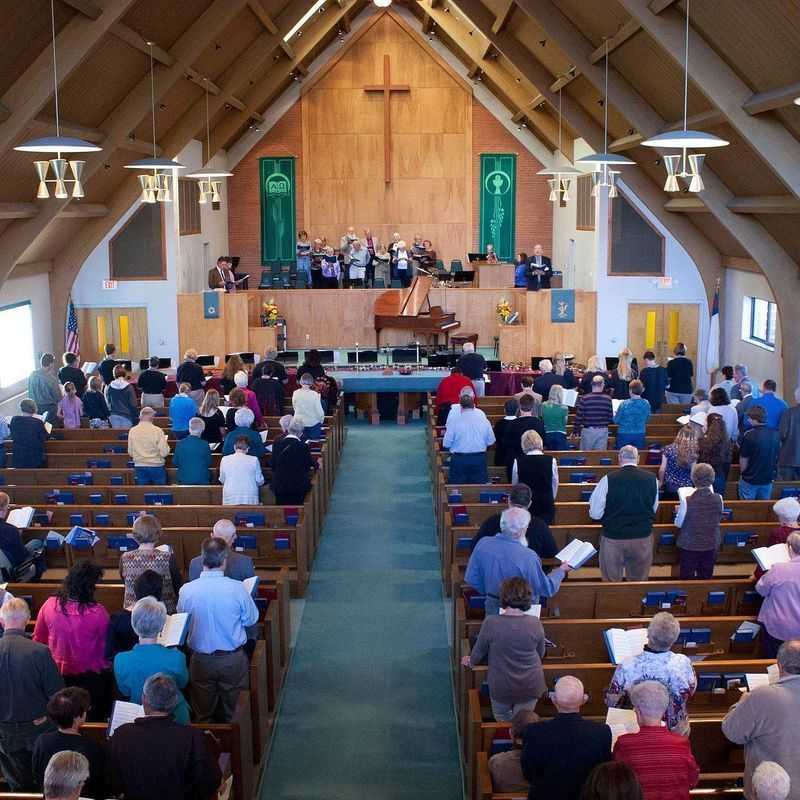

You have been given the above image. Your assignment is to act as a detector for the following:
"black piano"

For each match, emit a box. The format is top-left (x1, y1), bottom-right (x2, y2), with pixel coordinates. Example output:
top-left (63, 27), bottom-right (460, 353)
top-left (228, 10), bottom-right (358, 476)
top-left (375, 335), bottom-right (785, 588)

top-left (374, 275), bottom-right (460, 348)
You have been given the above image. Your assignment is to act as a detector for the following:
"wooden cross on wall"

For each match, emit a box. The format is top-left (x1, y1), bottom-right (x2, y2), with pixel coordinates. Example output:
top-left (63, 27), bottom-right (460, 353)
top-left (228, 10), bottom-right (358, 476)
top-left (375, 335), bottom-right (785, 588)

top-left (364, 54), bottom-right (410, 184)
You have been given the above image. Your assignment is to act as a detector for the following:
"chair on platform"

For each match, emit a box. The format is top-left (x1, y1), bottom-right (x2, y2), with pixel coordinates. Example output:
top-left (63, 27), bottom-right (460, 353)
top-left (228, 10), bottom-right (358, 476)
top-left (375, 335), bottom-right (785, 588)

top-left (435, 259), bottom-right (445, 272)
top-left (391, 279), bottom-right (401, 288)
top-left (373, 277), bottom-right (386, 289)
top-left (258, 270), bottom-right (271, 289)
top-left (295, 273), bottom-right (308, 289)
top-left (451, 259), bottom-right (463, 273)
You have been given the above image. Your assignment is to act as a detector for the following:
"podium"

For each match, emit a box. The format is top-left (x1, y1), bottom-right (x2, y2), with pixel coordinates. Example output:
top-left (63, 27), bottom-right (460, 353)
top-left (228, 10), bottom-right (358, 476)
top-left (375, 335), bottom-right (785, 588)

top-left (473, 261), bottom-right (515, 288)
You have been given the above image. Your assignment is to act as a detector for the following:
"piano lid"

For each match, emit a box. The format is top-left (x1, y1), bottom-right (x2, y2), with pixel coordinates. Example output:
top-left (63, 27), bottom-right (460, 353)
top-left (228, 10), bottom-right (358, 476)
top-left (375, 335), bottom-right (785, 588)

top-left (374, 275), bottom-right (433, 318)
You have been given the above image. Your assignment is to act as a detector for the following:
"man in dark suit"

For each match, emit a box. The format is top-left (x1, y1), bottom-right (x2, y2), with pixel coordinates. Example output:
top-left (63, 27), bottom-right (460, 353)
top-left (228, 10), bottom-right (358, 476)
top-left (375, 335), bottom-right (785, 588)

top-left (526, 243), bottom-right (553, 291)
top-left (187, 519), bottom-right (254, 581)
top-left (207, 256), bottom-right (235, 291)
top-left (521, 675), bottom-right (612, 800)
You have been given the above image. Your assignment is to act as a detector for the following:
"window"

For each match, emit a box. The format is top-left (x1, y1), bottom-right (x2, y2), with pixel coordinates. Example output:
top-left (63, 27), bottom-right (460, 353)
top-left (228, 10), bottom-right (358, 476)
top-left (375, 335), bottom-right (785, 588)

top-left (0, 301), bottom-right (35, 388)
top-left (576, 174), bottom-right (595, 230)
top-left (742, 296), bottom-right (777, 349)
top-left (609, 193), bottom-right (665, 275)
top-left (178, 179), bottom-right (201, 236)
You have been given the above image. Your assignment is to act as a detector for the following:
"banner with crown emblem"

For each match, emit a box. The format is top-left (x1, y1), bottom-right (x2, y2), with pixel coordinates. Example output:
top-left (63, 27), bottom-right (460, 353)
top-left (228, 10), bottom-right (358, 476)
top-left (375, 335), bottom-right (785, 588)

top-left (551, 289), bottom-right (575, 323)
top-left (479, 154), bottom-right (516, 261)
top-left (260, 157), bottom-right (296, 265)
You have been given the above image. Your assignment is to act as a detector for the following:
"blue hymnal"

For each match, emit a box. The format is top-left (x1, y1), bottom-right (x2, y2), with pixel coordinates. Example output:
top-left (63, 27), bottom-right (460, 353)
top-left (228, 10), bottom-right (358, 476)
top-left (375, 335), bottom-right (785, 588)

top-left (126, 461), bottom-right (135, 469)
top-left (126, 512), bottom-right (142, 526)
top-left (283, 508), bottom-right (300, 525)
top-left (68, 514), bottom-right (84, 526)
top-left (643, 591), bottom-right (666, 606)
top-left (117, 434), bottom-right (128, 441)
top-left (659, 533), bottom-right (676, 546)
top-left (689, 627), bottom-right (711, 645)
top-left (235, 535), bottom-right (257, 551)
top-left (108, 536), bottom-right (138, 552)
top-left (87, 459), bottom-right (111, 468)
top-left (780, 487), bottom-right (800, 499)
top-left (697, 673), bottom-right (722, 692)
top-left (235, 513), bottom-right (265, 527)
top-left (742, 590), bottom-right (760, 606)
top-left (274, 535), bottom-right (290, 551)
top-left (144, 493), bottom-right (174, 506)
top-left (89, 493), bottom-right (103, 505)
top-left (457, 537), bottom-right (473, 551)
top-left (722, 508), bottom-right (734, 521)
top-left (110, 475), bottom-right (124, 486)
top-left (723, 531), bottom-right (752, 547)
top-left (95, 514), bottom-right (111, 527)
top-left (48, 491), bottom-right (75, 505)
top-left (479, 491), bottom-right (507, 504)
top-left (448, 490), bottom-right (462, 503)
top-left (102, 446), bottom-right (126, 454)
top-left (114, 494), bottom-right (129, 505)
top-left (581, 490), bottom-right (593, 502)
top-left (490, 730), bottom-right (514, 755)
top-left (453, 512), bottom-right (469, 525)
top-left (468, 595), bottom-right (486, 610)
top-left (600, 457), bottom-right (613, 466)
top-left (33, 512), bottom-right (51, 525)
top-left (706, 591), bottom-right (726, 606)
top-left (65, 526), bottom-right (99, 549)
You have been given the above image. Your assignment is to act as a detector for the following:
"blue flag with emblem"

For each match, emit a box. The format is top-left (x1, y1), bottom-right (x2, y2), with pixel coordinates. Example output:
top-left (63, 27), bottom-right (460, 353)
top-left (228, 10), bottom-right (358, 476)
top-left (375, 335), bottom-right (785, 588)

top-left (203, 291), bottom-right (220, 319)
top-left (551, 289), bottom-right (575, 323)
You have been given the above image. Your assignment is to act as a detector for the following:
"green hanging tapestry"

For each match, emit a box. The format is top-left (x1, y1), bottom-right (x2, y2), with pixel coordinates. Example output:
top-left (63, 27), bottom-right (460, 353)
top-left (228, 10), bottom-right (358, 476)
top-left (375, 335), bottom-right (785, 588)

top-left (479, 153), bottom-right (516, 261)
top-left (260, 157), bottom-right (296, 264)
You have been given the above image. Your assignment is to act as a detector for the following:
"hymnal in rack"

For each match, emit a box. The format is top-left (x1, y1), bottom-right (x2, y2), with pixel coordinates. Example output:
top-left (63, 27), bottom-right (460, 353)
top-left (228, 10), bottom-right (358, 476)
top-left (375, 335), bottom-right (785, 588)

top-left (752, 543), bottom-right (791, 572)
top-left (157, 612), bottom-right (189, 648)
top-left (603, 627), bottom-right (649, 665)
top-left (108, 700), bottom-right (144, 736)
top-left (555, 539), bottom-right (598, 569)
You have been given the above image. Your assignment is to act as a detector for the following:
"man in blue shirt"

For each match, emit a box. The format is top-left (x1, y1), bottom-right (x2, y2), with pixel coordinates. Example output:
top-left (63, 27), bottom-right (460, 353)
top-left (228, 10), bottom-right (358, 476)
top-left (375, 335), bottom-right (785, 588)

top-left (465, 507), bottom-right (570, 615)
top-left (173, 418), bottom-right (211, 485)
top-left (443, 392), bottom-right (495, 483)
top-left (750, 379), bottom-right (788, 431)
top-left (177, 537), bottom-right (259, 722)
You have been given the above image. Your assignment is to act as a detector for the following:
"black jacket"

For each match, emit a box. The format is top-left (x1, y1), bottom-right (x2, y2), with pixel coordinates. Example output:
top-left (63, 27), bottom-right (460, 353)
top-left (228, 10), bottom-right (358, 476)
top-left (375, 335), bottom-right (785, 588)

top-left (58, 365), bottom-right (87, 396)
top-left (176, 360), bottom-right (205, 391)
top-left (271, 436), bottom-right (314, 497)
top-left (10, 415), bottom-right (48, 468)
top-left (503, 416), bottom-right (545, 469)
top-left (138, 369), bottom-right (167, 395)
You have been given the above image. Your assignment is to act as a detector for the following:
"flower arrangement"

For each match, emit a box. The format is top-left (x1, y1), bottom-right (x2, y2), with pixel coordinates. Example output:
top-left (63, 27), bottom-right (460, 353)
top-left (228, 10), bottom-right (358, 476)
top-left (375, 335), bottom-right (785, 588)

top-left (496, 298), bottom-right (512, 323)
top-left (261, 299), bottom-right (279, 327)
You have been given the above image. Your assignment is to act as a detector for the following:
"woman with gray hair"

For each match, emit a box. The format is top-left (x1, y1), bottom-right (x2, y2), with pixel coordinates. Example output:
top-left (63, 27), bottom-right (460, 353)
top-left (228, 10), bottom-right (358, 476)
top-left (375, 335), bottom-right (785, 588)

top-left (43, 750), bottom-right (89, 800)
top-left (675, 462), bottom-right (724, 580)
top-left (755, 531), bottom-right (800, 657)
top-left (292, 372), bottom-right (325, 440)
top-left (222, 406), bottom-right (265, 457)
top-left (605, 612), bottom-right (697, 736)
top-left (271, 417), bottom-right (315, 505)
top-left (113, 596), bottom-right (190, 724)
top-left (753, 762), bottom-right (791, 800)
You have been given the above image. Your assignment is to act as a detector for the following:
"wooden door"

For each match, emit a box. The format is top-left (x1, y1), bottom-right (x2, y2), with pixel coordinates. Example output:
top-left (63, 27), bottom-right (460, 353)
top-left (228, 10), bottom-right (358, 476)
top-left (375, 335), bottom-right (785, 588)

top-left (627, 303), bottom-right (699, 363)
top-left (77, 307), bottom-right (148, 361)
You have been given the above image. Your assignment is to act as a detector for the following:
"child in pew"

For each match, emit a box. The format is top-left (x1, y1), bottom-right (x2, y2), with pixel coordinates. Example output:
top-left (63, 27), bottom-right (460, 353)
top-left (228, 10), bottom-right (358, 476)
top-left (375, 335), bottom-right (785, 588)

top-left (57, 382), bottom-right (83, 430)
top-left (489, 707), bottom-right (539, 793)
top-left (675, 462), bottom-right (724, 580)
top-left (82, 376), bottom-right (110, 428)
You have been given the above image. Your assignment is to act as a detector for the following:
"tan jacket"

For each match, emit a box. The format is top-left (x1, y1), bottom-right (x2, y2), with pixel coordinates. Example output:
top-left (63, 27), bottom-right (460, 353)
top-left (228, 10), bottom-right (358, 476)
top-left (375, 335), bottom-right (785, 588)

top-left (128, 420), bottom-right (170, 466)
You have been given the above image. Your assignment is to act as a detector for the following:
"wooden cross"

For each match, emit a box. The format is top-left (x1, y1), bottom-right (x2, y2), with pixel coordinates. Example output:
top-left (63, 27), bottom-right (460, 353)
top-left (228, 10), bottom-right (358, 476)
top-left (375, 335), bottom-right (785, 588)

top-left (364, 54), bottom-right (410, 184)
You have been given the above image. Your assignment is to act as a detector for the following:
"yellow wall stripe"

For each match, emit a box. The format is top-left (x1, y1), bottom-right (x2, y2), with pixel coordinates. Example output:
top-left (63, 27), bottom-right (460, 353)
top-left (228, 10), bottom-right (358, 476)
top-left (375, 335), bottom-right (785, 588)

top-left (668, 310), bottom-right (680, 351)
top-left (118, 315), bottom-right (130, 354)
top-left (645, 311), bottom-right (657, 350)
top-left (96, 317), bottom-right (106, 357)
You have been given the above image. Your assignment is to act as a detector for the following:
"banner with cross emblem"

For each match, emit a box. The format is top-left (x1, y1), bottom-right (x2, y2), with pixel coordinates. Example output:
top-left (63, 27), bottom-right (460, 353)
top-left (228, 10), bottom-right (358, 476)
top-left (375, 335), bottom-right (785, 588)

top-left (260, 157), bottom-right (296, 265)
top-left (551, 289), bottom-right (576, 323)
top-left (203, 291), bottom-right (220, 320)
top-left (479, 154), bottom-right (516, 261)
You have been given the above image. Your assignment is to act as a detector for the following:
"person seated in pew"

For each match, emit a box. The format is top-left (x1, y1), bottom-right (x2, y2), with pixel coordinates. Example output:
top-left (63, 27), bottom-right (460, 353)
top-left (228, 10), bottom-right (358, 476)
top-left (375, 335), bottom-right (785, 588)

top-left (639, 351), bottom-right (668, 414)
top-left (56, 382), bottom-right (82, 430)
top-left (114, 597), bottom-right (190, 725)
top-left (755, 533), bottom-right (800, 658)
top-left (434, 366), bottom-right (475, 427)
top-left (514, 376), bottom-right (543, 414)
top-left (444, 390), bottom-right (495, 485)
top-left (292, 372), bottom-right (326, 441)
top-left (462, 577), bottom-right (546, 721)
top-left (32, 561), bottom-right (112, 721)
top-left (465, 507), bottom-right (570, 616)
top-left (493, 398), bottom-right (519, 467)
top-left (110, 674), bottom-right (222, 800)
top-left (177, 538), bottom-right (259, 724)
top-left (128, 406), bottom-right (170, 485)
top-left (723, 640), bottom-right (800, 800)
top-left (173, 417), bottom-right (211, 485)
top-left (188, 520), bottom-right (254, 581)
top-left (58, 352), bottom-right (87, 398)
top-left (752, 761), bottom-right (791, 800)
top-left (82, 376), bottom-right (110, 429)
top-left (580, 762), bottom-right (643, 800)
top-left (220, 436), bottom-right (264, 506)
top-left (106, 365), bottom-right (139, 430)
top-left (489, 707), bottom-right (539, 793)
top-left (10, 397), bottom-right (49, 468)
top-left (698, 412), bottom-right (732, 496)
top-left (521, 676), bottom-right (612, 800)
top-left (197, 388), bottom-right (226, 445)
top-left (105, 569), bottom-right (164, 661)
top-left (138, 356), bottom-right (168, 409)
top-left (120, 514), bottom-right (183, 614)
top-left (503, 394), bottom-right (545, 481)
top-left (512, 430), bottom-right (558, 525)
top-left (614, 380), bottom-right (651, 450)
top-left (574, 375), bottom-right (614, 451)
top-left (605, 612), bottom-right (697, 737)
top-left (613, 681), bottom-right (699, 800)
top-left (43, 751), bottom-right (91, 800)
top-left (222, 407), bottom-right (265, 458)
top-left (0, 491), bottom-right (44, 580)
top-left (271, 417), bottom-right (315, 505)
top-left (471, 484), bottom-right (558, 560)
top-left (32, 687), bottom-right (107, 799)
top-left (0, 597), bottom-right (63, 792)
top-left (251, 361), bottom-right (284, 417)
top-left (169, 383), bottom-right (198, 440)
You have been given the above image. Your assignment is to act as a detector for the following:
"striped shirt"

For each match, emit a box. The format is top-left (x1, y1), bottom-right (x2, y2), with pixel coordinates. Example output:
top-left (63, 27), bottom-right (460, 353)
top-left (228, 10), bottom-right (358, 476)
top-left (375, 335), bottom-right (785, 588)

top-left (613, 726), bottom-right (699, 800)
top-left (574, 392), bottom-right (613, 434)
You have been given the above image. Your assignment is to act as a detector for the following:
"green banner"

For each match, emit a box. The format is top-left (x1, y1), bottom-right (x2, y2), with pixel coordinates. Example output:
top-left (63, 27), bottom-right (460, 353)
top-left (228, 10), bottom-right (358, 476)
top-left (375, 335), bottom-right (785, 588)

top-left (260, 157), bottom-right (296, 264)
top-left (479, 153), bottom-right (516, 261)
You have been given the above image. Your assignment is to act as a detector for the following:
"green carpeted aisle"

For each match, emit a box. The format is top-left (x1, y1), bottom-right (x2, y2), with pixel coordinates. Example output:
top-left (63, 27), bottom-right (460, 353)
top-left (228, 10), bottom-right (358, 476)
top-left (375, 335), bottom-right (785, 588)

top-left (259, 423), bottom-right (462, 800)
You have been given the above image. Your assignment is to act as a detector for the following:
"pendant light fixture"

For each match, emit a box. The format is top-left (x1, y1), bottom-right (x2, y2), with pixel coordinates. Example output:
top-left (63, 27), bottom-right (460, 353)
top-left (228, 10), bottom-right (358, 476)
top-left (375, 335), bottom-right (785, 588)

top-left (576, 38), bottom-right (633, 199)
top-left (124, 43), bottom-right (184, 203)
top-left (14, 0), bottom-right (101, 199)
top-left (641, 0), bottom-right (727, 192)
top-left (537, 86), bottom-right (582, 203)
top-left (186, 79), bottom-right (233, 205)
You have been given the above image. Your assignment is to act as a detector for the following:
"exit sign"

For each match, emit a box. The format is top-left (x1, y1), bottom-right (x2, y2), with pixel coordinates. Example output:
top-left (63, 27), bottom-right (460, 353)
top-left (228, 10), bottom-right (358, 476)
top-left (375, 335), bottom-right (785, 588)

top-left (102, 280), bottom-right (118, 290)
top-left (657, 277), bottom-right (673, 289)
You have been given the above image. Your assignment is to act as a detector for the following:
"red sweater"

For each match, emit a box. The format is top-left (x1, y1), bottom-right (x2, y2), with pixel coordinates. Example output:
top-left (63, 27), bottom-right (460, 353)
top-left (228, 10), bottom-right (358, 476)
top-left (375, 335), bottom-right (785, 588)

top-left (613, 726), bottom-right (699, 800)
top-left (436, 374), bottom-right (476, 410)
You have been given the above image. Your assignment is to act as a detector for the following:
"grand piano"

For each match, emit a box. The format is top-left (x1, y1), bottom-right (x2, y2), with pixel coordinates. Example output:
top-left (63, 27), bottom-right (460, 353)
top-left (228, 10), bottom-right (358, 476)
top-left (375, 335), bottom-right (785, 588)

top-left (374, 275), bottom-right (460, 348)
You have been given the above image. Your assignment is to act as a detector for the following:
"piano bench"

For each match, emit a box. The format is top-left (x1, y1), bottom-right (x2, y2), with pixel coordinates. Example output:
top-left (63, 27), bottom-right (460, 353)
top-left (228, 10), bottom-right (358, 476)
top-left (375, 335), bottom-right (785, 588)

top-left (450, 332), bottom-right (478, 351)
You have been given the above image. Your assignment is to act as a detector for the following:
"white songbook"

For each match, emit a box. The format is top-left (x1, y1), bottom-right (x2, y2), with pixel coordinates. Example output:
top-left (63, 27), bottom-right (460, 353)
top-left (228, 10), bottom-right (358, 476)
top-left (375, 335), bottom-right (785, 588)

top-left (108, 700), bottom-right (145, 737)
top-left (7, 507), bottom-right (35, 529)
top-left (555, 539), bottom-right (598, 569)
top-left (604, 627), bottom-right (649, 665)
top-left (752, 542), bottom-right (791, 572)
top-left (157, 612), bottom-right (189, 648)
top-left (562, 389), bottom-right (578, 408)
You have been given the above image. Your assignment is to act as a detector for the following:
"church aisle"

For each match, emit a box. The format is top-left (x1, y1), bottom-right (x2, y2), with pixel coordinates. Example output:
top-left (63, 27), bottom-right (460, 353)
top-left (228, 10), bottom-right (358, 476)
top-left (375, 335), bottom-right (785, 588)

top-left (259, 424), bottom-right (463, 800)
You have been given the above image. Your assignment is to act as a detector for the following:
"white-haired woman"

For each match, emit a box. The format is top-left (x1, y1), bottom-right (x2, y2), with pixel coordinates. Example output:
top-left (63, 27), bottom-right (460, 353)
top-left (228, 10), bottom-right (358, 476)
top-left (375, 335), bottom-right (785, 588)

top-left (394, 240), bottom-right (412, 288)
top-left (756, 531), bottom-right (800, 658)
top-left (220, 435), bottom-right (264, 505)
top-left (292, 373), bottom-right (325, 440)
top-left (233, 370), bottom-right (263, 427)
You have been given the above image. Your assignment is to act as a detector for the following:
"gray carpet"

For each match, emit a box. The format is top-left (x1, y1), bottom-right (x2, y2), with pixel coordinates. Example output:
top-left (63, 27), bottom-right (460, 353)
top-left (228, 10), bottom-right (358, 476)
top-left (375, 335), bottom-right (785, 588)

top-left (259, 423), bottom-right (462, 799)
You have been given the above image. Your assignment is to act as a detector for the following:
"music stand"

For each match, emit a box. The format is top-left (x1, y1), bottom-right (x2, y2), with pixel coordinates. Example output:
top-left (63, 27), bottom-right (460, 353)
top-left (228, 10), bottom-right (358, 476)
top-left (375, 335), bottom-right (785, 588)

top-left (347, 350), bottom-right (378, 364)
top-left (605, 356), bottom-right (620, 371)
top-left (196, 355), bottom-right (215, 367)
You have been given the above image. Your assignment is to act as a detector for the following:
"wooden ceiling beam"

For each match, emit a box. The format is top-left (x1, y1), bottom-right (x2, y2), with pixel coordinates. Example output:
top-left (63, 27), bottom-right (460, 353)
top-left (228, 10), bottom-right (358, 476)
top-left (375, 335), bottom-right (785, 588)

top-left (728, 196), bottom-right (800, 214)
top-left (492, 0), bottom-right (516, 33)
top-left (549, 71), bottom-right (578, 92)
top-left (608, 132), bottom-right (642, 152)
top-left (743, 81), bottom-right (800, 116)
top-left (664, 197), bottom-right (708, 213)
top-left (724, 256), bottom-right (760, 273)
top-left (589, 19), bottom-right (641, 64)
top-left (58, 0), bottom-right (102, 20)
top-left (247, 0), bottom-right (295, 58)
top-left (0, 203), bottom-right (108, 219)
top-left (12, 261), bottom-right (53, 278)
top-left (619, 0), bottom-right (800, 201)
top-left (647, 0), bottom-right (678, 11)
top-left (660, 108), bottom-right (725, 132)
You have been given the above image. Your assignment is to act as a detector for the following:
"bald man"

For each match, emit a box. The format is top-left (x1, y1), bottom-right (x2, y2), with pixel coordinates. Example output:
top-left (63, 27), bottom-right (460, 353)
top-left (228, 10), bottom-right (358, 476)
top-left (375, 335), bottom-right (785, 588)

top-left (187, 520), bottom-right (255, 582)
top-left (521, 676), bottom-right (611, 800)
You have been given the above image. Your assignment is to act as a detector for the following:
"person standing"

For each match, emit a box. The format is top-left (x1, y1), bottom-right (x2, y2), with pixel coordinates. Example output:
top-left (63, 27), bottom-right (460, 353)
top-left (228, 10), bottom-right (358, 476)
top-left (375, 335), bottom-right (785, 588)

top-left (751, 380), bottom-right (789, 431)
top-left (665, 343), bottom-right (694, 405)
top-left (458, 342), bottom-right (487, 397)
top-left (541, 385), bottom-right (569, 451)
top-left (394, 240), bottom-right (412, 288)
top-left (295, 230), bottom-right (312, 286)
top-left (614, 380), bottom-right (651, 450)
top-left (435, 367), bottom-right (475, 426)
top-left (639, 351), bottom-right (668, 413)
top-left (659, 425), bottom-right (700, 499)
top-left (779, 388), bottom-right (800, 480)
top-left (526, 244), bottom-right (553, 291)
top-left (348, 240), bottom-right (369, 288)
top-left (363, 229), bottom-right (380, 287)
top-left (97, 344), bottom-right (117, 387)
top-left (739, 405), bottom-right (781, 500)
top-left (56, 382), bottom-right (82, 430)
top-left (589, 445), bottom-right (659, 582)
top-left (512, 430), bottom-right (558, 525)
top-left (699, 413), bottom-right (732, 495)
top-left (175, 350), bottom-right (205, 407)
top-left (168, 384), bottom-right (197, 439)
top-left (173, 417), bottom-right (211, 485)
top-left (443, 392), bottom-right (495, 484)
top-left (271, 417), bottom-right (314, 505)
top-left (755, 534), bottom-right (800, 657)
top-left (504, 395), bottom-right (546, 479)
top-left (58, 353), bottom-right (87, 397)
top-left (731, 364), bottom-right (761, 401)
top-left (675, 463), bottom-right (724, 580)
top-left (105, 366), bottom-right (139, 430)
top-left (127, 406), bottom-right (170, 485)
top-left (292, 373), bottom-right (325, 440)
top-left (28, 353), bottom-right (62, 424)
top-left (10, 398), bottom-right (49, 468)
top-left (574, 375), bottom-right (614, 451)
top-left (138, 356), bottom-right (167, 409)
top-left (207, 256), bottom-right (235, 290)
top-left (321, 246), bottom-right (340, 289)
top-left (188, 520), bottom-right (255, 581)
top-left (339, 226), bottom-right (359, 287)
top-left (220, 437), bottom-right (264, 506)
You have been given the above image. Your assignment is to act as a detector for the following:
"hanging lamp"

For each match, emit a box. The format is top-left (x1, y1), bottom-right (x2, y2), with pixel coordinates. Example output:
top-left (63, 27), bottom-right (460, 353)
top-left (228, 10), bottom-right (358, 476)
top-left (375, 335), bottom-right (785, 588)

top-left (123, 43), bottom-right (185, 203)
top-left (537, 86), bottom-right (582, 203)
top-left (641, 0), bottom-right (727, 192)
top-left (186, 79), bottom-right (233, 205)
top-left (15, 0), bottom-right (101, 199)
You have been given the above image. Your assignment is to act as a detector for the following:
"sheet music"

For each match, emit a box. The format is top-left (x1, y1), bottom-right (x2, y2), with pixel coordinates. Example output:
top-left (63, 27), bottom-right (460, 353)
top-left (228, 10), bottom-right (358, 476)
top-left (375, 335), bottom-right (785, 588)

top-left (157, 612), bottom-right (189, 648)
top-left (108, 700), bottom-right (144, 736)
top-left (7, 507), bottom-right (35, 528)
top-left (562, 389), bottom-right (578, 408)
top-left (218, 775), bottom-right (234, 800)
top-left (500, 605), bottom-right (541, 618)
top-left (606, 707), bottom-right (639, 745)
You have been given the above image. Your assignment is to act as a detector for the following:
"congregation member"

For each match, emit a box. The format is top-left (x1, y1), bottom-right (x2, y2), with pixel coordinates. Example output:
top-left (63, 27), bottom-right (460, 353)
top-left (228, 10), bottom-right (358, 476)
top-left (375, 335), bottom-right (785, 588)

top-left (732, 364), bottom-right (760, 401)
top-left (755, 533), bottom-right (800, 657)
top-left (443, 390), bottom-right (495, 484)
top-left (526, 244), bottom-right (552, 290)
top-left (0, 415), bottom-right (7, 468)
top-left (610, 348), bottom-right (636, 399)
top-left (778, 388), bottom-right (800, 480)
top-left (251, 362), bottom-right (284, 416)
top-left (82, 376), bottom-right (110, 428)
top-left (578, 355), bottom-right (610, 394)
top-left (553, 353), bottom-right (577, 389)
top-left (709, 386), bottom-right (739, 441)
top-left (462, 577), bottom-right (546, 721)
top-left (175, 350), bottom-right (205, 406)
top-left (138, 356), bottom-right (167, 408)
top-left (589, 445), bottom-right (659, 582)
top-left (252, 348), bottom-right (288, 384)
top-left (613, 380), bottom-right (651, 449)
top-left (459, 342), bottom-right (487, 397)
top-left (521, 676), bottom-right (612, 800)
top-left (296, 229), bottom-right (312, 285)
top-left (690, 388), bottom-right (710, 415)
top-left (234, 369), bottom-right (264, 424)
top-left (97, 343), bottom-right (116, 386)
top-left (740, 405), bottom-right (781, 500)
top-left (513, 377), bottom-right (543, 417)
top-left (222, 407), bottom-right (265, 457)
top-left (753, 763), bottom-right (791, 800)
top-left (471, 484), bottom-right (558, 559)
top-left (43, 751), bottom-right (91, 800)
top-left (224, 388), bottom-right (250, 430)
top-left (32, 562), bottom-right (111, 719)
top-left (58, 352), bottom-right (86, 397)
top-left (0, 491), bottom-right (44, 580)
top-left (0, 597), bottom-right (63, 791)
top-left (220, 436), bottom-right (264, 505)
top-left (605, 612), bottom-right (697, 736)
top-left (574, 375), bottom-right (614, 450)
top-left (292, 372), bottom-right (325, 439)
top-left (639, 351), bottom-right (668, 413)
top-left (434, 367), bottom-right (475, 426)
top-left (114, 596), bottom-right (190, 724)
top-left (127, 406), bottom-right (170, 485)
top-left (541, 385), bottom-right (568, 451)
top-left (581, 763), bottom-right (643, 800)
top-left (340, 226), bottom-right (360, 282)
top-left (105, 570), bottom-right (164, 660)
top-left (110, 674), bottom-right (222, 800)
top-left (699, 413), bottom-right (732, 494)
top-left (675, 463), bottom-right (724, 580)
top-left (219, 353), bottom-right (246, 396)
top-left (752, 380), bottom-right (789, 430)
top-left (177, 537), bottom-right (259, 722)
top-left (105, 365), bottom-right (138, 429)
top-left (32, 687), bottom-right (106, 799)
top-left (362, 228), bottom-right (379, 286)
top-left (28, 353), bottom-right (62, 423)
top-left (188, 519), bottom-right (255, 581)
top-left (373, 242), bottom-right (391, 286)
top-left (613, 681), bottom-right (699, 800)
top-left (10, 398), bottom-right (48, 468)
top-left (659, 425), bottom-right (699, 498)
top-left (348, 239), bottom-right (369, 287)
top-left (532, 358), bottom-right (560, 398)
top-left (271, 417), bottom-right (315, 504)
top-left (310, 238), bottom-right (324, 288)
top-left (712, 365), bottom-right (735, 398)
top-left (514, 252), bottom-right (529, 288)
top-left (488, 707), bottom-right (538, 793)
top-left (297, 349), bottom-right (326, 381)
top-left (665, 343), bottom-right (694, 405)
top-left (722, 640), bottom-right (800, 800)
top-left (169, 383), bottom-right (200, 438)
top-left (504, 394), bottom-right (545, 478)
top-left (512, 430), bottom-right (558, 525)
top-left (465, 507), bottom-right (569, 616)
top-left (393, 240), bottom-right (412, 287)
top-left (737, 380), bottom-right (757, 437)
top-left (321, 246), bottom-right (340, 288)
top-left (173, 417), bottom-right (211, 485)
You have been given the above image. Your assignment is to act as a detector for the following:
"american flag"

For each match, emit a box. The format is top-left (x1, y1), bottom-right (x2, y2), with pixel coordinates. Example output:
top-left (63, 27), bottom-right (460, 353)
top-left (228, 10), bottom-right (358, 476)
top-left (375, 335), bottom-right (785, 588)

top-left (65, 297), bottom-right (80, 357)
